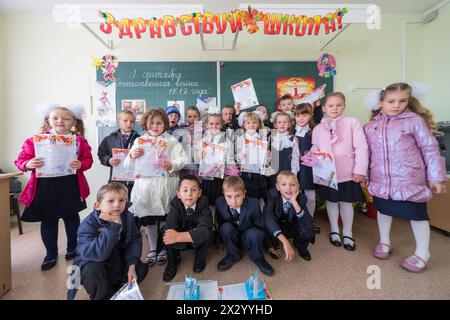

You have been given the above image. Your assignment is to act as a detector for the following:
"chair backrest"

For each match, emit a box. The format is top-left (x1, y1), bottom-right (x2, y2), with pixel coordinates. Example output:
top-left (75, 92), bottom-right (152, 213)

top-left (0, 168), bottom-right (22, 194)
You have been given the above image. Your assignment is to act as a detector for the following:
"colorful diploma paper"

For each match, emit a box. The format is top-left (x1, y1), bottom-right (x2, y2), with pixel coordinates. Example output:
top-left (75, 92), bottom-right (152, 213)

top-left (110, 279), bottom-right (144, 300)
top-left (311, 151), bottom-right (338, 190)
top-left (111, 148), bottom-right (134, 182)
top-left (231, 78), bottom-right (259, 110)
top-left (240, 138), bottom-right (268, 174)
top-left (33, 134), bottom-right (77, 178)
top-left (134, 137), bottom-right (169, 178)
top-left (198, 141), bottom-right (225, 179)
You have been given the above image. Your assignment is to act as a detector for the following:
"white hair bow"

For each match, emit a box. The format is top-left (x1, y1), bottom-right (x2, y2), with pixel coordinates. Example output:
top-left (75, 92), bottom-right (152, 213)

top-left (36, 102), bottom-right (86, 119)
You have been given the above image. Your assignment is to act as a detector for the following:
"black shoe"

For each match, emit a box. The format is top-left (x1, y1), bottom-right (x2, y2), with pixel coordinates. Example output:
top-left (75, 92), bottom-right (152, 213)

top-left (310, 234), bottom-right (316, 245)
top-left (314, 223), bottom-right (321, 234)
top-left (217, 257), bottom-right (236, 271)
top-left (193, 262), bottom-right (206, 273)
top-left (343, 236), bottom-right (356, 251)
top-left (163, 265), bottom-right (177, 282)
top-left (65, 250), bottom-right (77, 261)
top-left (257, 260), bottom-right (274, 276)
top-left (298, 248), bottom-right (311, 261)
top-left (41, 256), bottom-right (57, 271)
top-left (329, 232), bottom-right (342, 247)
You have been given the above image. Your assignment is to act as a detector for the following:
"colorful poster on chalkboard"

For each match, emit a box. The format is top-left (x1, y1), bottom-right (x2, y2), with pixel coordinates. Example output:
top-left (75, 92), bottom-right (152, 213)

top-left (95, 82), bottom-right (116, 127)
top-left (122, 99), bottom-right (146, 122)
top-left (277, 77), bottom-right (315, 105)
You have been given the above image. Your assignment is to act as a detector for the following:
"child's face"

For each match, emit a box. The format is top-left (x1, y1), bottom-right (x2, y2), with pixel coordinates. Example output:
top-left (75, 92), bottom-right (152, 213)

top-left (177, 179), bottom-right (202, 208)
top-left (280, 99), bottom-right (294, 113)
top-left (276, 176), bottom-right (299, 199)
top-left (244, 118), bottom-right (259, 134)
top-left (207, 116), bottom-right (222, 134)
top-left (147, 116), bottom-right (165, 136)
top-left (94, 190), bottom-right (127, 217)
top-left (168, 113), bottom-right (180, 128)
top-left (256, 106), bottom-right (268, 120)
top-left (223, 188), bottom-right (245, 209)
top-left (323, 96), bottom-right (345, 119)
top-left (117, 113), bottom-right (135, 133)
top-left (275, 115), bottom-right (291, 134)
top-left (48, 108), bottom-right (76, 134)
top-left (295, 113), bottom-right (312, 127)
top-left (186, 110), bottom-right (200, 125)
top-left (221, 108), bottom-right (234, 124)
top-left (379, 90), bottom-right (409, 117)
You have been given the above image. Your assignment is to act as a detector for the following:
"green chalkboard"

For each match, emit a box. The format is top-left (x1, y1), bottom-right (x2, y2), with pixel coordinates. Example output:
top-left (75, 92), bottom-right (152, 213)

top-left (96, 61), bottom-right (217, 141)
top-left (219, 61), bottom-right (333, 113)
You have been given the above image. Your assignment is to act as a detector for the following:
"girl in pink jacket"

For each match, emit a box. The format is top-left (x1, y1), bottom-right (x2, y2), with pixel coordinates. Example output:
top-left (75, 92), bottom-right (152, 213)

top-left (14, 103), bottom-right (93, 271)
top-left (364, 83), bottom-right (447, 273)
top-left (311, 92), bottom-right (369, 251)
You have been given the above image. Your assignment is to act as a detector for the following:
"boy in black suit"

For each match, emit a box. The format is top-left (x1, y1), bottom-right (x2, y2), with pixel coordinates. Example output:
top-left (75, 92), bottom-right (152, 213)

top-left (162, 175), bottom-right (213, 282)
top-left (215, 176), bottom-right (274, 276)
top-left (97, 110), bottom-right (140, 197)
top-left (264, 171), bottom-right (315, 262)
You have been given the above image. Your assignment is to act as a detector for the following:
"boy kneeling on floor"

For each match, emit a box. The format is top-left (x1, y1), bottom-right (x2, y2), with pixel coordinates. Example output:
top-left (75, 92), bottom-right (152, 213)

top-left (74, 182), bottom-right (148, 300)
top-left (162, 175), bottom-right (213, 281)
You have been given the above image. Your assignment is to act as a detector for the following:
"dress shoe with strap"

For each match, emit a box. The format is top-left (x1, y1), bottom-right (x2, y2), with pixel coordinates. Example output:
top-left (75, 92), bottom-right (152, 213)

top-left (329, 232), bottom-right (342, 247)
top-left (343, 236), bottom-right (356, 251)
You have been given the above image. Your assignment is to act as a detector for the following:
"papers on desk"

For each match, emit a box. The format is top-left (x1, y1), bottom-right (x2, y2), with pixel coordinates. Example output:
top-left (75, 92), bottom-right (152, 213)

top-left (167, 280), bottom-right (219, 300)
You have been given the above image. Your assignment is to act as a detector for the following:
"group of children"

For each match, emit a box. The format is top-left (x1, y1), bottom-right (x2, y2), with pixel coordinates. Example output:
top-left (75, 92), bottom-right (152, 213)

top-left (14, 82), bottom-right (447, 300)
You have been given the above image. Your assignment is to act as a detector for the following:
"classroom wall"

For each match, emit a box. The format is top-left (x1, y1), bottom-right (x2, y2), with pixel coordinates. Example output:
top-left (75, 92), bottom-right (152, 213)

top-left (0, 11), bottom-right (437, 216)
top-left (424, 4), bottom-right (450, 122)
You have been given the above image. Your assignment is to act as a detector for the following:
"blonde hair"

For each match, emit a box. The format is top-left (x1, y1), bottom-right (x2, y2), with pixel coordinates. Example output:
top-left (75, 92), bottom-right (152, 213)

top-left (276, 170), bottom-right (299, 185)
top-left (40, 107), bottom-right (85, 137)
top-left (243, 112), bottom-right (262, 131)
top-left (96, 182), bottom-right (128, 202)
top-left (140, 108), bottom-right (169, 132)
top-left (118, 109), bottom-right (136, 120)
top-left (206, 113), bottom-right (223, 126)
top-left (274, 112), bottom-right (292, 131)
top-left (372, 83), bottom-right (438, 135)
top-left (222, 176), bottom-right (246, 193)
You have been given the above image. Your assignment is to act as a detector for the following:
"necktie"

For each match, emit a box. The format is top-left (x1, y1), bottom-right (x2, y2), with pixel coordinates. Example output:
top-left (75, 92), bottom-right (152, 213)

top-left (231, 208), bottom-right (240, 224)
top-left (122, 134), bottom-right (130, 148)
top-left (283, 201), bottom-right (292, 214)
top-left (186, 208), bottom-right (195, 216)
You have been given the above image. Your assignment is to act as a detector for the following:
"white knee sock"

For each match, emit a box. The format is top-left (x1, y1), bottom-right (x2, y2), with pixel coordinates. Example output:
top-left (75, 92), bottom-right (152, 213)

top-left (145, 224), bottom-right (158, 254)
top-left (377, 212), bottom-right (392, 252)
top-left (339, 202), bottom-right (354, 245)
top-left (326, 201), bottom-right (340, 242)
top-left (410, 220), bottom-right (430, 266)
top-left (305, 190), bottom-right (316, 218)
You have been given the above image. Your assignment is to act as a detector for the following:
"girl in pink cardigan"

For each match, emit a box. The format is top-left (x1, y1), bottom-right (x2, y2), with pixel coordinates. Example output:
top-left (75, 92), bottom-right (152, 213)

top-left (364, 83), bottom-right (447, 272)
top-left (310, 92), bottom-right (368, 251)
top-left (14, 103), bottom-right (93, 271)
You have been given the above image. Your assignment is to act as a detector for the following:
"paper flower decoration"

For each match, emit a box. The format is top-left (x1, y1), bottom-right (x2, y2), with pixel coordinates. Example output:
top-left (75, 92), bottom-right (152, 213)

top-left (317, 53), bottom-right (337, 78)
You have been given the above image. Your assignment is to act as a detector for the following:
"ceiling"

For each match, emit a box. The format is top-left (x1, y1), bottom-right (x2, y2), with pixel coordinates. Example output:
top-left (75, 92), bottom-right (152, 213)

top-left (0, 0), bottom-right (445, 14)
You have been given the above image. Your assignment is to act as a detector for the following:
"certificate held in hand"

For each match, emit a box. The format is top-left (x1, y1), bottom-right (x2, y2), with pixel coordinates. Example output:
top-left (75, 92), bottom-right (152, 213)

top-left (134, 137), bottom-right (169, 179)
top-left (231, 78), bottom-right (259, 110)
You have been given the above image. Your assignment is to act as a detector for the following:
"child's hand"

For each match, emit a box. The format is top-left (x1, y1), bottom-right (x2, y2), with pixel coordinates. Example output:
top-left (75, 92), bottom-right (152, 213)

top-left (268, 246), bottom-right (281, 259)
top-left (25, 157), bottom-right (45, 170)
top-left (352, 174), bottom-right (365, 183)
top-left (163, 229), bottom-right (179, 245)
top-left (160, 159), bottom-right (173, 171)
top-left (131, 148), bottom-right (144, 159)
top-left (279, 235), bottom-right (295, 262)
top-left (234, 102), bottom-right (241, 115)
top-left (127, 265), bottom-right (137, 286)
top-left (429, 182), bottom-right (447, 194)
top-left (108, 158), bottom-right (121, 166)
top-left (70, 160), bottom-right (81, 170)
top-left (361, 177), bottom-right (370, 188)
top-left (99, 211), bottom-right (122, 224)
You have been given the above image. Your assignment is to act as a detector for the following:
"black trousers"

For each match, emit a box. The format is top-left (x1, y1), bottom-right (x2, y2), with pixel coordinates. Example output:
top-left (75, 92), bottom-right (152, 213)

top-left (80, 247), bottom-right (148, 300)
top-left (166, 241), bottom-right (209, 268)
top-left (40, 214), bottom-right (80, 259)
top-left (269, 213), bottom-right (315, 252)
top-left (219, 222), bottom-right (266, 266)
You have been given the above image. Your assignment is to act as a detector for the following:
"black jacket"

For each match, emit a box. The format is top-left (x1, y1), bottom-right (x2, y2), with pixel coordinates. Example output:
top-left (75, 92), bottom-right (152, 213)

top-left (97, 129), bottom-right (140, 181)
top-left (215, 196), bottom-right (264, 233)
top-left (165, 196), bottom-right (213, 247)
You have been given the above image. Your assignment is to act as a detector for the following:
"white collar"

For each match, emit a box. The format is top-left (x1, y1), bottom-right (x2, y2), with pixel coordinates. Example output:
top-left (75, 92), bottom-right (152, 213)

top-left (184, 203), bottom-right (197, 211)
top-left (295, 124), bottom-right (310, 137)
top-left (121, 131), bottom-right (131, 135)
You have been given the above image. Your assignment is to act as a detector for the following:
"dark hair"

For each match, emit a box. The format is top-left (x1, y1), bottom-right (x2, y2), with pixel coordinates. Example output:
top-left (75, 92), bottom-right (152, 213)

top-left (140, 108), bottom-right (170, 132)
top-left (294, 103), bottom-right (316, 128)
top-left (178, 175), bottom-right (201, 190)
top-left (186, 106), bottom-right (201, 119)
top-left (97, 182), bottom-right (128, 202)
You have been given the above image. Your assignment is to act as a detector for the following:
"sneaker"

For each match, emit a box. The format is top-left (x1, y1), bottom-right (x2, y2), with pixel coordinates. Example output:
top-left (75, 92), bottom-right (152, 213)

top-left (145, 250), bottom-right (157, 267)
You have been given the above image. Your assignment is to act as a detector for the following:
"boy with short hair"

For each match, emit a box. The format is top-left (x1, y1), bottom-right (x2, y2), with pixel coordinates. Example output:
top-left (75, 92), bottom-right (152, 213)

top-left (264, 171), bottom-right (315, 262)
top-left (221, 104), bottom-right (240, 131)
top-left (162, 175), bottom-right (212, 281)
top-left (215, 176), bottom-right (274, 276)
top-left (75, 182), bottom-right (148, 300)
top-left (97, 110), bottom-right (140, 196)
top-left (166, 105), bottom-right (181, 134)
